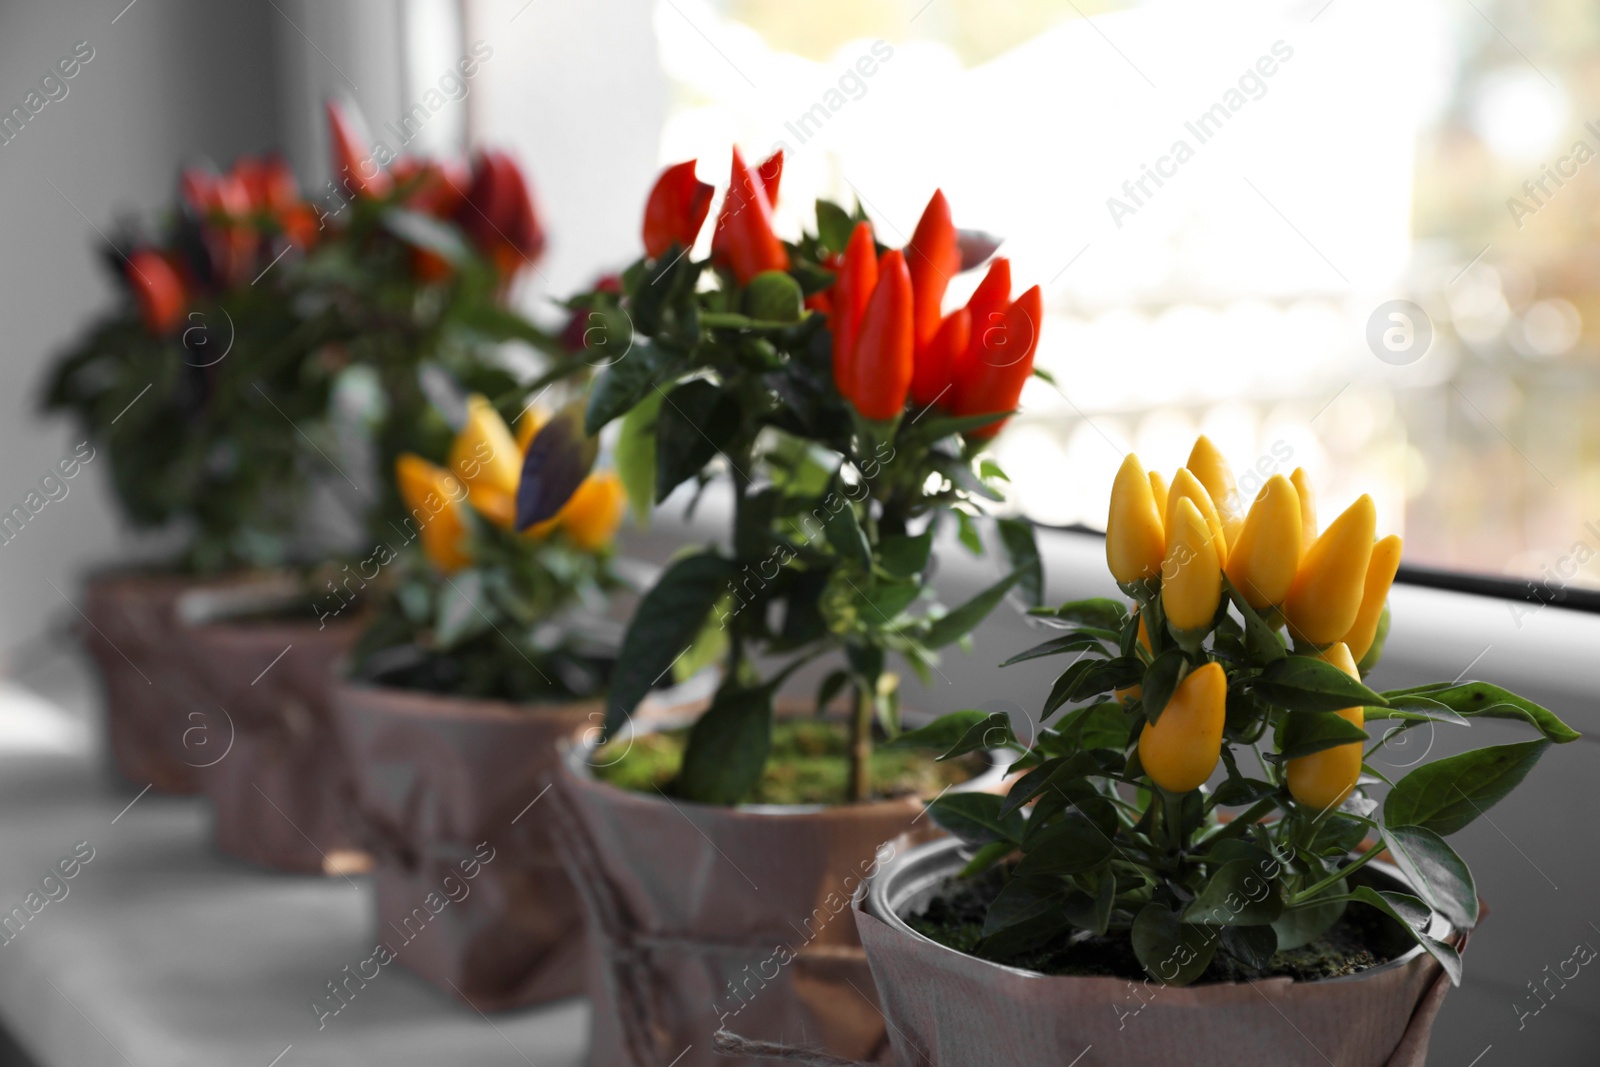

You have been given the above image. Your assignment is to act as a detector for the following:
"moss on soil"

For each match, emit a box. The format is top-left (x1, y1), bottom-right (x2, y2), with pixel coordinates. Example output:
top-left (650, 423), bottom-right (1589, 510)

top-left (907, 867), bottom-right (1403, 984)
top-left (591, 718), bottom-right (988, 805)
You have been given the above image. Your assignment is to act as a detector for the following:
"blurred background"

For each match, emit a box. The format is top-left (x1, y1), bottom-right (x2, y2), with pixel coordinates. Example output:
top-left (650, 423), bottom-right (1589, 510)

top-left (0, 1), bottom-right (1596, 1063)
top-left (5, 0), bottom-right (1599, 668)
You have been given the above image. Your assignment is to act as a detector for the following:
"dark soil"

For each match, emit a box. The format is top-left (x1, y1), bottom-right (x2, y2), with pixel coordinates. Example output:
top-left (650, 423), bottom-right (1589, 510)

top-left (592, 719), bottom-right (990, 806)
top-left (907, 867), bottom-right (1406, 984)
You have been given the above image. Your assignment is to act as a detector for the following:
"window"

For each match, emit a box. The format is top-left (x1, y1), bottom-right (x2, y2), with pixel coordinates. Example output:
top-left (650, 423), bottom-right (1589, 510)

top-left (478, 0), bottom-right (1600, 593)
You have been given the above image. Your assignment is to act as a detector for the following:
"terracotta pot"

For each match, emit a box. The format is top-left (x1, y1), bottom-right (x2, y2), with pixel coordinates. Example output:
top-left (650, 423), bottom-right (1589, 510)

top-left (178, 583), bottom-right (366, 874)
top-left (331, 680), bottom-right (605, 1010)
top-left (833, 835), bottom-right (1460, 1067)
top-left (548, 707), bottom-right (1008, 1067)
top-left (79, 570), bottom-right (274, 794)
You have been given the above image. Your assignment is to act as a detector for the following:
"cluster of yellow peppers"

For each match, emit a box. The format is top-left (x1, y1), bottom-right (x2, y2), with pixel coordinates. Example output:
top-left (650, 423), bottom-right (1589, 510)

top-left (396, 395), bottom-right (625, 574)
top-left (1106, 436), bottom-right (1403, 812)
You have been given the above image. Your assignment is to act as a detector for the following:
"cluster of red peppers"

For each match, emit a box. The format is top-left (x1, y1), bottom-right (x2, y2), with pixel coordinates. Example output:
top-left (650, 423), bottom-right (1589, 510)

top-left (641, 152), bottom-right (1042, 438)
top-left (829, 193), bottom-right (1041, 436)
top-left (124, 101), bottom-right (545, 336)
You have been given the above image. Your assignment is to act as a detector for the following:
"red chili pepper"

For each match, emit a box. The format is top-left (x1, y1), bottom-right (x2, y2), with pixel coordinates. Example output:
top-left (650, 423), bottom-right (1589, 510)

top-left (829, 220), bottom-right (878, 398)
top-left (846, 249), bottom-right (913, 422)
top-left (951, 284), bottom-right (1042, 438)
top-left (391, 156), bottom-right (469, 219)
top-left (126, 250), bottom-right (187, 335)
top-left (712, 147), bottom-right (789, 284)
top-left (755, 148), bottom-right (783, 205)
top-left (911, 307), bottom-right (971, 408)
top-left (457, 149), bottom-right (546, 279)
top-left (180, 165), bottom-right (256, 288)
top-left (326, 100), bottom-right (391, 199)
top-left (642, 160), bottom-right (714, 259)
top-left (906, 189), bottom-right (961, 357)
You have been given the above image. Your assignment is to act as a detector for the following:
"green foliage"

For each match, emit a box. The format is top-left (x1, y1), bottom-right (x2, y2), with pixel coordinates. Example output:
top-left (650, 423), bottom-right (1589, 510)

top-left (347, 509), bottom-right (619, 703)
top-left (920, 570), bottom-right (1578, 987)
top-left (41, 162), bottom-right (565, 574)
top-left (578, 194), bottom-right (1035, 804)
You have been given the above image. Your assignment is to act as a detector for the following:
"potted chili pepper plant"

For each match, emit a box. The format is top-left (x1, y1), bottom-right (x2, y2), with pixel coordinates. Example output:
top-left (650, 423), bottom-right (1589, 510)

top-left (331, 390), bottom-right (628, 1010)
top-left (818, 437), bottom-right (1580, 1067)
top-left (548, 150), bottom-right (1047, 1066)
top-left (42, 100), bottom-right (568, 881)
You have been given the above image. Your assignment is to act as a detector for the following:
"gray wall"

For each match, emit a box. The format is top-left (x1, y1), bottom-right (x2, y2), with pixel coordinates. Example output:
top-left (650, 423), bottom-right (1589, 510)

top-left (0, 0), bottom-right (282, 663)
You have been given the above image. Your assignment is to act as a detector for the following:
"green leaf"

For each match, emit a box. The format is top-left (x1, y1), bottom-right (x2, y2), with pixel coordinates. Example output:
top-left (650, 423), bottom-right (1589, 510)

top-left (822, 492), bottom-right (872, 572)
top-left (1375, 682), bottom-right (1579, 743)
top-left (996, 518), bottom-right (1043, 608)
top-left (815, 669), bottom-right (851, 716)
top-left (926, 792), bottom-right (1025, 846)
top-left (584, 340), bottom-right (674, 434)
top-left (1222, 925), bottom-right (1278, 970)
top-left (924, 571), bottom-right (1021, 649)
top-left (1227, 586), bottom-right (1286, 663)
top-left (1056, 701), bottom-right (1131, 751)
top-left (814, 198), bottom-right (855, 254)
top-left (654, 380), bottom-right (739, 503)
top-left (1273, 881), bottom-right (1346, 951)
top-left (1141, 649), bottom-right (1188, 724)
top-left (1210, 777), bottom-right (1280, 807)
top-left (1132, 904), bottom-right (1218, 986)
top-left (891, 710), bottom-right (992, 750)
top-left (677, 683), bottom-right (774, 804)
top-left (953, 509), bottom-right (983, 554)
top-left (1251, 655), bottom-right (1387, 713)
top-left (1000, 631), bottom-right (1114, 668)
top-left (934, 711), bottom-right (1017, 761)
top-left (1383, 739), bottom-right (1550, 836)
top-left (879, 529), bottom-right (933, 579)
top-left (1183, 859), bottom-right (1284, 926)
top-left (859, 579), bottom-right (920, 621)
top-left (1349, 887), bottom-right (1462, 985)
top-left (1036, 598), bottom-right (1128, 631)
top-left (1382, 824), bottom-right (1479, 929)
top-left (1276, 710), bottom-right (1369, 760)
top-left (606, 552), bottom-right (735, 731)
top-left (1013, 815), bottom-right (1115, 876)
top-left (977, 876), bottom-right (1072, 958)
top-left (614, 389), bottom-right (663, 528)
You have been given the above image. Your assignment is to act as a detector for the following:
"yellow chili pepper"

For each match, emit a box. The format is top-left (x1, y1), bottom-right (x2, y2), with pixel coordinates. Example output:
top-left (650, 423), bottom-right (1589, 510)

top-left (1106, 454), bottom-right (1166, 586)
top-left (557, 472), bottom-right (626, 550)
top-left (1139, 661), bottom-right (1226, 793)
top-left (450, 395), bottom-right (523, 499)
top-left (1148, 470), bottom-right (1170, 522)
top-left (1286, 641), bottom-right (1365, 811)
top-left (1290, 467), bottom-right (1318, 549)
top-left (1187, 435), bottom-right (1242, 544)
top-left (1283, 494), bottom-right (1376, 646)
top-left (1224, 474), bottom-right (1302, 609)
top-left (1161, 496), bottom-right (1222, 632)
top-left (396, 454), bottom-right (472, 573)
top-left (1166, 468), bottom-right (1228, 565)
top-left (1343, 534), bottom-right (1402, 663)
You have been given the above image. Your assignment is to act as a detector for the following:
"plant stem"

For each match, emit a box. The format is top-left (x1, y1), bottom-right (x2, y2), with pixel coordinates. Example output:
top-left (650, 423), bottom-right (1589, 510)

top-left (1291, 840), bottom-right (1385, 904)
top-left (849, 682), bottom-right (873, 802)
top-left (1161, 789), bottom-right (1186, 861)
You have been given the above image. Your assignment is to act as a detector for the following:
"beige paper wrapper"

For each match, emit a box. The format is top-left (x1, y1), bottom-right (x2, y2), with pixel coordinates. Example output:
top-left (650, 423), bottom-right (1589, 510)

top-left (332, 681), bottom-right (602, 1010)
top-left (549, 709), bottom-right (987, 1067)
top-left (80, 570), bottom-right (271, 794)
top-left (839, 835), bottom-right (1458, 1067)
top-left (181, 608), bottom-right (365, 873)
